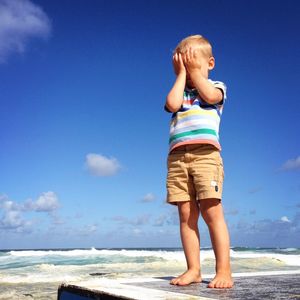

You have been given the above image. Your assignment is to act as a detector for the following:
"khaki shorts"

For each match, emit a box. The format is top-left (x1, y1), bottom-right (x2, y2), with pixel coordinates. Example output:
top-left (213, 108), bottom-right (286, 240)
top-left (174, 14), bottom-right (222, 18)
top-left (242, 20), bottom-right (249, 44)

top-left (166, 144), bottom-right (224, 205)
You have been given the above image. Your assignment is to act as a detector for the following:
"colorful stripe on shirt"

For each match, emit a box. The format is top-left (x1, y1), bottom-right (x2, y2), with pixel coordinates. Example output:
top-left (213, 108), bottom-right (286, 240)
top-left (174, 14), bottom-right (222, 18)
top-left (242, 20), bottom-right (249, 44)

top-left (168, 80), bottom-right (227, 152)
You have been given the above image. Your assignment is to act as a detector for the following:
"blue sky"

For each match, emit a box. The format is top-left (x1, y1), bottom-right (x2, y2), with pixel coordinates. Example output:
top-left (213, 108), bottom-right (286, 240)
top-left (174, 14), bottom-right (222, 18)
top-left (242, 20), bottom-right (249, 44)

top-left (0, 0), bottom-right (299, 249)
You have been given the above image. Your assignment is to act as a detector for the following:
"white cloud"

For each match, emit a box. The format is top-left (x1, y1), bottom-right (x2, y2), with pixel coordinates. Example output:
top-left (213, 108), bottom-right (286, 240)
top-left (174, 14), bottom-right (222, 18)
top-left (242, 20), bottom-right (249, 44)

top-left (280, 216), bottom-right (291, 223)
top-left (141, 193), bottom-right (155, 202)
top-left (112, 214), bottom-right (150, 226)
top-left (0, 205), bottom-right (33, 232)
top-left (230, 214), bottom-right (300, 247)
top-left (281, 156), bottom-right (300, 171)
top-left (76, 224), bottom-right (98, 236)
top-left (153, 214), bottom-right (167, 226)
top-left (132, 228), bottom-right (142, 235)
top-left (153, 209), bottom-right (179, 227)
top-left (1, 210), bottom-right (23, 228)
top-left (0, 195), bottom-right (23, 213)
top-left (0, 198), bottom-right (21, 211)
top-left (35, 191), bottom-right (59, 212)
top-left (49, 212), bottom-right (65, 225)
top-left (0, 0), bottom-right (51, 62)
top-left (24, 191), bottom-right (60, 212)
top-left (85, 153), bottom-right (121, 176)
top-left (0, 192), bottom-right (60, 233)
top-left (224, 208), bottom-right (239, 216)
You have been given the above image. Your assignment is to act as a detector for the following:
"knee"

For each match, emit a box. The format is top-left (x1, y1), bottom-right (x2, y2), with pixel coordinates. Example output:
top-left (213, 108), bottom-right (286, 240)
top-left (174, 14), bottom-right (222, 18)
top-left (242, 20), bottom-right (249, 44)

top-left (200, 199), bottom-right (222, 225)
top-left (201, 209), bottom-right (214, 225)
top-left (178, 202), bottom-right (199, 224)
top-left (178, 203), bottom-right (191, 223)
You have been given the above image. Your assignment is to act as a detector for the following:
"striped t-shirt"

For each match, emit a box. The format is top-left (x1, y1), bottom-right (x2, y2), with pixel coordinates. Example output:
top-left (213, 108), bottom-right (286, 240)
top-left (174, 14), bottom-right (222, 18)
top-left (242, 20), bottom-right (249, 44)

top-left (167, 80), bottom-right (227, 152)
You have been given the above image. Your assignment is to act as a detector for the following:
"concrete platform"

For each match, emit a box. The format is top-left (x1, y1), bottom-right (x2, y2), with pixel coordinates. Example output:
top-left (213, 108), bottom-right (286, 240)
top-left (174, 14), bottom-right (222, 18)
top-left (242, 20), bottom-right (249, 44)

top-left (58, 270), bottom-right (300, 300)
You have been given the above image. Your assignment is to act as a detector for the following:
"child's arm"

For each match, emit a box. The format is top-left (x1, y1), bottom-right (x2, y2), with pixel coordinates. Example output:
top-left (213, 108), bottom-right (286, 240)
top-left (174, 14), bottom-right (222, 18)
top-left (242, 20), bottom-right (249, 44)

top-left (165, 53), bottom-right (186, 112)
top-left (184, 48), bottom-right (223, 104)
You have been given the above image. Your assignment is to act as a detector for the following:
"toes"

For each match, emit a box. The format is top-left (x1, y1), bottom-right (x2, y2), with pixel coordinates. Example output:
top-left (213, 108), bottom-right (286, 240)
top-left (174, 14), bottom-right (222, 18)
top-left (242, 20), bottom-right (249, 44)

top-left (220, 280), bottom-right (233, 288)
top-left (208, 279), bottom-right (233, 289)
top-left (174, 276), bottom-right (186, 286)
top-left (177, 280), bottom-right (188, 286)
top-left (170, 272), bottom-right (202, 286)
top-left (170, 277), bottom-right (180, 285)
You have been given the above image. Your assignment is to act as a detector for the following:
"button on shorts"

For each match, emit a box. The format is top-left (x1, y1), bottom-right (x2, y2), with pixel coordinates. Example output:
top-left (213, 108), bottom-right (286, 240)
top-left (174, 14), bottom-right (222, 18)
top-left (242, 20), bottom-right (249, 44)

top-left (166, 144), bottom-right (224, 205)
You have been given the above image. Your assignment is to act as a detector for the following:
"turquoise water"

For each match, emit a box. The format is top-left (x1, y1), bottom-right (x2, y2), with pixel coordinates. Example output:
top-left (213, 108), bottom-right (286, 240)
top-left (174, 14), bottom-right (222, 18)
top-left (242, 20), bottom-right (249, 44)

top-left (0, 247), bottom-right (299, 299)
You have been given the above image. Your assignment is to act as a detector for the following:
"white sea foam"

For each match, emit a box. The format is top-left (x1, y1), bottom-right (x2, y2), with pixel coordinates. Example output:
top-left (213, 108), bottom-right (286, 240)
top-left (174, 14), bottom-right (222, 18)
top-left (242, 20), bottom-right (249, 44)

top-left (0, 291), bottom-right (23, 300)
top-left (1, 248), bottom-right (300, 285)
top-left (8, 247), bottom-right (100, 257)
top-left (281, 248), bottom-right (298, 252)
top-left (4, 248), bottom-right (300, 263)
top-left (0, 264), bottom-right (84, 283)
top-left (230, 249), bottom-right (300, 266)
top-left (7, 248), bottom-right (217, 262)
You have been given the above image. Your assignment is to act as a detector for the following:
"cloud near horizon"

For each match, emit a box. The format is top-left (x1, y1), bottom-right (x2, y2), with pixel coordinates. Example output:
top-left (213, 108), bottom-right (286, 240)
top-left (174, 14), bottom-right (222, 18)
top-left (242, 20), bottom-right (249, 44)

top-left (112, 214), bottom-right (150, 226)
top-left (280, 216), bottom-right (291, 223)
top-left (280, 156), bottom-right (300, 171)
top-left (0, 192), bottom-right (60, 232)
top-left (85, 153), bottom-right (121, 176)
top-left (141, 193), bottom-right (155, 202)
top-left (0, 0), bottom-right (51, 63)
top-left (25, 191), bottom-right (60, 212)
top-left (230, 212), bottom-right (300, 247)
top-left (0, 210), bottom-right (33, 232)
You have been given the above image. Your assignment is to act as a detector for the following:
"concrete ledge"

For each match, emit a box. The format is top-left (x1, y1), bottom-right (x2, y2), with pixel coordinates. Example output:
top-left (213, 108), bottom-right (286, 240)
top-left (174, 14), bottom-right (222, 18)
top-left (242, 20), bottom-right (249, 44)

top-left (57, 270), bottom-right (300, 300)
top-left (58, 283), bottom-right (133, 300)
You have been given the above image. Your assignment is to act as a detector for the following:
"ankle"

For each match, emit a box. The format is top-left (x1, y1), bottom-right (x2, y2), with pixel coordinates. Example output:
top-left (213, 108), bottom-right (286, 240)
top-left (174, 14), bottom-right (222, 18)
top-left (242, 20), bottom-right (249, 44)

top-left (187, 267), bottom-right (201, 273)
top-left (215, 268), bottom-right (231, 275)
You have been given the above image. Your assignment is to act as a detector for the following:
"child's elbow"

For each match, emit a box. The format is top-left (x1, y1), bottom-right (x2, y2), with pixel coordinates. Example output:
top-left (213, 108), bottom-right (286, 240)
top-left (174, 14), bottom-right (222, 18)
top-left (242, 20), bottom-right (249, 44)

top-left (205, 97), bottom-right (219, 105)
top-left (204, 90), bottom-right (223, 104)
top-left (165, 95), bottom-right (181, 113)
top-left (165, 101), bottom-right (181, 113)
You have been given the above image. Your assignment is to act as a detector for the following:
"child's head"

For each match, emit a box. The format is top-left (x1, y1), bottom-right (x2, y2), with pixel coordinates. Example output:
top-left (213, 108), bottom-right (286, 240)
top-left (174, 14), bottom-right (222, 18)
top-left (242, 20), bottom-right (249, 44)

top-left (174, 35), bottom-right (215, 84)
top-left (174, 34), bottom-right (213, 59)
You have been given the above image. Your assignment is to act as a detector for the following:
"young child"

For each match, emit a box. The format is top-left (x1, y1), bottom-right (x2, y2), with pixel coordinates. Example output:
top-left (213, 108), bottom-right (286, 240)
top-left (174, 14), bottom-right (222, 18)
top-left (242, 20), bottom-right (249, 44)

top-left (165, 35), bottom-right (233, 289)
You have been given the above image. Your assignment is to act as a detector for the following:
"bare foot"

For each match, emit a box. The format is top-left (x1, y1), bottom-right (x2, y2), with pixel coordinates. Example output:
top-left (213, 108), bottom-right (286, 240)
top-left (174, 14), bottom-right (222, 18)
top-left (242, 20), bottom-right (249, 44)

top-left (208, 272), bottom-right (234, 289)
top-left (170, 269), bottom-right (202, 286)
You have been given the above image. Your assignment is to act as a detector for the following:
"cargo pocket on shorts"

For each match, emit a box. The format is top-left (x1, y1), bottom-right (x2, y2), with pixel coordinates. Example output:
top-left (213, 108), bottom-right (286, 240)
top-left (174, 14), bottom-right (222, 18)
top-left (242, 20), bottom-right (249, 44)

top-left (205, 152), bottom-right (223, 194)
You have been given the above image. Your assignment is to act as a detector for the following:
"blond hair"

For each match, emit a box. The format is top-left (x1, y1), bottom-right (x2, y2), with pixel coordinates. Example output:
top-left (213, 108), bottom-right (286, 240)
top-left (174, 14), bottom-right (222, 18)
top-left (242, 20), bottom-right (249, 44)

top-left (174, 35), bottom-right (213, 58)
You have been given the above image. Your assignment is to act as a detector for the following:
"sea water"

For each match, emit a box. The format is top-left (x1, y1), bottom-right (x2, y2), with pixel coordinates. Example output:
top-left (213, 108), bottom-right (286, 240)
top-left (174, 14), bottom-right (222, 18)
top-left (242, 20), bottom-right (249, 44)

top-left (0, 247), bottom-right (299, 299)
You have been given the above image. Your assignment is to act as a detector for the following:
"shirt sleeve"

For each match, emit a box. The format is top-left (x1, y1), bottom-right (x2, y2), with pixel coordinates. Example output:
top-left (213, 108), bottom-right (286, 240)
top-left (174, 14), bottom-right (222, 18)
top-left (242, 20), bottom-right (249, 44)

top-left (164, 104), bottom-right (172, 113)
top-left (213, 81), bottom-right (227, 103)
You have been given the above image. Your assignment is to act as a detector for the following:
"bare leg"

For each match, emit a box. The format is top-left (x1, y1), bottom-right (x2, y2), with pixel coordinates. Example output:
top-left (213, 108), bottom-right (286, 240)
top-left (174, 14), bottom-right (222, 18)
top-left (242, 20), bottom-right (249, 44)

top-left (170, 200), bottom-right (202, 285)
top-left (200, 199), bottom-right (233, 288)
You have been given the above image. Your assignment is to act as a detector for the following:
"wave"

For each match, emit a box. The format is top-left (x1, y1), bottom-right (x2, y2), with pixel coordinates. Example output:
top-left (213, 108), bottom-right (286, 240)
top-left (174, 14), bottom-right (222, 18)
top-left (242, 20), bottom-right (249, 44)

top-left (2, 247), bottom-right (300, 257)
top-left (8, 247), bottom-right (101, 257)
top-left (230, 249), bottom-right (300, 266)
top-left (1, 247), bottom-right (300, 272)
top-left (0, 247), bottom-right (300, 284)
top-left (5, 248), bottom-right (188, 261)
top-left (5, 247), bottom-right (300, 257)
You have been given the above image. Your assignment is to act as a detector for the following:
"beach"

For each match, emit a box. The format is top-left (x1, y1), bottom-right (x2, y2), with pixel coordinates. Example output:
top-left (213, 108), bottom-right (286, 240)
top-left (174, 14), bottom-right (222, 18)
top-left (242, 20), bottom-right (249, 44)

top-left (1, 247), bottom-right (300, 299)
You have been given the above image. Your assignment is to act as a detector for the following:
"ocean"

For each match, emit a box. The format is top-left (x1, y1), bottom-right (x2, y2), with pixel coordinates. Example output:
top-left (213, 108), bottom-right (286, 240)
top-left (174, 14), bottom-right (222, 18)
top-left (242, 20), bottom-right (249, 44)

top-left (0, 247), bottom-right (300, 299)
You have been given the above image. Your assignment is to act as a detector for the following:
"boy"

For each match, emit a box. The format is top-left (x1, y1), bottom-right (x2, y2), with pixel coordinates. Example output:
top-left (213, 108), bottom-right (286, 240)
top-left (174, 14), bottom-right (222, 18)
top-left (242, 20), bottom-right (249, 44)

top-left (165, 35), bottom-right (233, 289)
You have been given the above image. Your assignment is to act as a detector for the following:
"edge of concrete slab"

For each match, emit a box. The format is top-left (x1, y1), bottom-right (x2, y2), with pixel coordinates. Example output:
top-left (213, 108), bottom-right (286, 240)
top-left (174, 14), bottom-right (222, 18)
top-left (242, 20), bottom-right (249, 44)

top-left (57, 270), bottom-right (300, 300)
